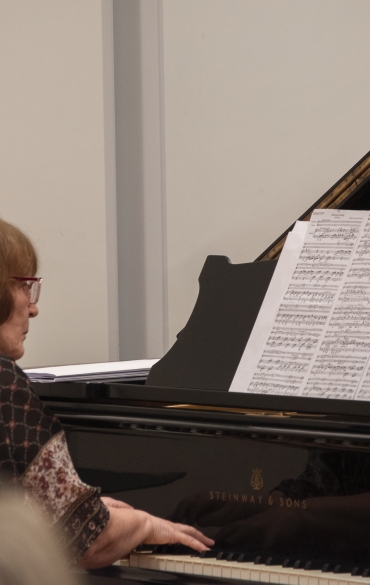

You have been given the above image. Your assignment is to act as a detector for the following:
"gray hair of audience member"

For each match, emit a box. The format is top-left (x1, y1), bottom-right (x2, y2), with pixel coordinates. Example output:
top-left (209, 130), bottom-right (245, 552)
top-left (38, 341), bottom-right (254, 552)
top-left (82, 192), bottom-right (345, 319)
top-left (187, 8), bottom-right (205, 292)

top-left (0, 491), bottom-right (84, 585)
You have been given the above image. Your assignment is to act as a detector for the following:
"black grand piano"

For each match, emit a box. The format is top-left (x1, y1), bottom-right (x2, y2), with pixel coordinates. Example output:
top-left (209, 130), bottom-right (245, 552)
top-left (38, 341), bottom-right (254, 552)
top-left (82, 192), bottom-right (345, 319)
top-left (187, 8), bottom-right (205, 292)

top-left (35, 151), bottom-right (370, 585)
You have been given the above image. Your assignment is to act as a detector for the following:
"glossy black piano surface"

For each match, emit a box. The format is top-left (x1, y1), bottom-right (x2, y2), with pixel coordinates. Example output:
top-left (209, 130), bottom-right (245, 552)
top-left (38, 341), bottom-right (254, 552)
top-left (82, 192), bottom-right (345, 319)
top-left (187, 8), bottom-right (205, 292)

top-left (37, 381), bottom-right (370, 584)
top-left (36, 151), bottom-right (370, 583)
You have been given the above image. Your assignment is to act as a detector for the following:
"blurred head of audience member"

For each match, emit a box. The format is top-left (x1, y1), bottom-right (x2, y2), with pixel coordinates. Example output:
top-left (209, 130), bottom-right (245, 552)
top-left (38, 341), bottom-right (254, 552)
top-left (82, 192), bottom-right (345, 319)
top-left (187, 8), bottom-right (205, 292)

top-left (0, 491), bottom-right (83, 585)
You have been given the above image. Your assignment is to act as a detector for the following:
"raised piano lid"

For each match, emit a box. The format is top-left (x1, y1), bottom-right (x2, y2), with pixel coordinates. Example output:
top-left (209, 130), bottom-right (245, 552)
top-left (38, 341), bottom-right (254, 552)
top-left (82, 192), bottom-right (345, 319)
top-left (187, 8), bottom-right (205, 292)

top-left (257, 150), bottom-right (370, 261)
top-left (145, 150), bottom-right (370, 415)
top-left (34, 150), bottom-right (370, 418)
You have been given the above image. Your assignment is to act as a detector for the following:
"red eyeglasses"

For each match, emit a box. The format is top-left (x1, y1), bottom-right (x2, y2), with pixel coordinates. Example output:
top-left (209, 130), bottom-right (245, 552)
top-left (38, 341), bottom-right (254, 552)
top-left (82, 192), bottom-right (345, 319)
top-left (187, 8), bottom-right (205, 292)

top-left (10, 277), bottom-right (42, 304)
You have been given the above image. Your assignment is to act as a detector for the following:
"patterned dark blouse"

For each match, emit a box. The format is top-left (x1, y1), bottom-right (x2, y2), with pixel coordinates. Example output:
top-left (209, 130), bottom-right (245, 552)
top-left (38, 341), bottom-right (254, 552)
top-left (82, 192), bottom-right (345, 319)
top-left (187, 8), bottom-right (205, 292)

top-left (0, 355), bottom-right (109, 562)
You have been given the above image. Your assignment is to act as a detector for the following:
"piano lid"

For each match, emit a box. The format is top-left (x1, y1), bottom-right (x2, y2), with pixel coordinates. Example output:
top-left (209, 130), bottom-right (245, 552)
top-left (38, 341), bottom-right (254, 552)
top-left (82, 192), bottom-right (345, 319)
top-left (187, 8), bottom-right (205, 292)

top-left (147, 150), bottom-right (370, 407)
top-left (35, 151), bottom-right (370, 418)
top-left (147, 255), bottom-right (277, 392)
top-left (257, 150), bottom-right (370, 261)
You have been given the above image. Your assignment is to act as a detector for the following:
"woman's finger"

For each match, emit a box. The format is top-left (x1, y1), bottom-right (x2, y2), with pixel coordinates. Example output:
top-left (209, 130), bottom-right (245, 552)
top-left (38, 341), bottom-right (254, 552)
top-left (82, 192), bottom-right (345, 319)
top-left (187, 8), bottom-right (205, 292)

top-left (143, 516), bottom-right (214, 552)
top-left (101, 497), bottom-right (133, 509)
top-left (172, 530), bottom-right (212, 552)
top-left (173, 523), bottom-right (215, 546)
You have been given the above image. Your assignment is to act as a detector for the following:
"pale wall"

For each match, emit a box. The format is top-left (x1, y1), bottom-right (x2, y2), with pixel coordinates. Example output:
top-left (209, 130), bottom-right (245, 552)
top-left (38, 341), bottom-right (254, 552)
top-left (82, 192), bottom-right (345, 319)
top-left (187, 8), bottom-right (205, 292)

top-left (0, 0), bottom-right (118, 368)
top-left (162, 0), bottom-right (370, 345)
top-left (2, 0), bottom-right (370, 367)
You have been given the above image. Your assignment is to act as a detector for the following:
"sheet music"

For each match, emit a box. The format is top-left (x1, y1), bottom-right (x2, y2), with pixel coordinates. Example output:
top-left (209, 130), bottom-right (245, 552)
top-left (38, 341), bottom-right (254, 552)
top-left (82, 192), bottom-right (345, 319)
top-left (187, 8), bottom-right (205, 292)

top-left (25, 359), bottom-right (159, 382)
top-left (230, 209), bottom-right (370, 400)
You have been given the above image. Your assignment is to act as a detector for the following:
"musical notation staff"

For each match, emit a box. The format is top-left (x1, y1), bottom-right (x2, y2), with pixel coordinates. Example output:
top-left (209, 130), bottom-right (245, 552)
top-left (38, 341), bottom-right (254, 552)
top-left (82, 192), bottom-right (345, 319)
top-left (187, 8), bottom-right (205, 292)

top-left (231, 210), bottom-right (370, 400)
top-left (283, 285), bottom-right (336, 305)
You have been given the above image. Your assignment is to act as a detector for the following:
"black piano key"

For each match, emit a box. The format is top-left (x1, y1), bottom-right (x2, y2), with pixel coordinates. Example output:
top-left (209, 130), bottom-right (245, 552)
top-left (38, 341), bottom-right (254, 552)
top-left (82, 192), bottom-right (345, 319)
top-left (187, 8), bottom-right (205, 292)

top-left (265, 556), bottom-right (290, 566)
top-left (332, 563), bottom-right (355, 574)
top-left (254, 555), bottom-right (270, 565)
top-left (135, 543), bottom-right (153, 552)
top-left (293, 560), bottom-right (307, 569)
top-left (351, 566), bottom-right (364, 576)
top-left (237, 552), bottom-right (262, 563)
top-left (216, 552), bottom-right (228, 560)
top-left (158, 544), bottom-right (195, 555)
top-left (304, 560), bottom-right (326, 571)
top-left (351, 565), bottom-right (370, 577)
top-left (282, 558), bottom-right (300, 568)
top-left (175, 546), bottom-right (196, 555)
top-left (199, 550), bottom-right (219, 558)
top-left (322, 562), bottom-right (335, 573)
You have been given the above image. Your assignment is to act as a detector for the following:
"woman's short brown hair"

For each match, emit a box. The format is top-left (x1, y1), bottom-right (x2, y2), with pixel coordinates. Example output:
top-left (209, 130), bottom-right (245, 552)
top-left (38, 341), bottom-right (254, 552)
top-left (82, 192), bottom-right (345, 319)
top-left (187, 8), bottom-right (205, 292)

top-left (0, 219), bottom-right (38, 325)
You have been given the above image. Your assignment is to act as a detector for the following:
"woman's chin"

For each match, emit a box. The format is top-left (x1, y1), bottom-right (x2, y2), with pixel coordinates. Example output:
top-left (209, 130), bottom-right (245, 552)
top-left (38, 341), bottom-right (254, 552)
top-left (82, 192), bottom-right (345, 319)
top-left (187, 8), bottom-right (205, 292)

top-left (8, 345), bottom-right (25, 361)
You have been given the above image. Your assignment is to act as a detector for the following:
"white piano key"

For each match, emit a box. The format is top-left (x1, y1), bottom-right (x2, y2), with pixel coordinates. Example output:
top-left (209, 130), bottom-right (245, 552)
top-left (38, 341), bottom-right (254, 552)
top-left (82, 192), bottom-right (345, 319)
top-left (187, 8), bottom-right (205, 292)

top-left (278, 573), bottom-right (291, 584)
top-left (164, 558), bottom-right (176, 572)
top-left (128, 553), bottom-right (140, 568)
top-left (140, 555), bottom-right (152, 569)
top-left (259, 569), bottom-right (271, 582)
top-left (192, 559), bottom-right (204, 575)
top-left (294, 568), bottom-right (326, 585)
top-left (138, 553), bottom-right (186, 573)
top-left (268, 565), bottom-right (303, 581)
top-left (273, 571), bottom-right (294, 584)
top-left (251, 568), bottom-right (262, 581)
top-left (298, 571), bottom-right (322, 585)
top-left (240, 567), bottom-right (252, 581)
top-left (157, 555), bottom-right (167, 572)
top-left (183, 558), bottom-right (194, 574)
top-left (218, 559), bottom-right (243, 579)
top-left (156, 555), bottom-right (184, 573)
top-left (195, 556), bottom-right (222, 576)
top-left (175, 560), bottom-right (185, 572)
top-left (259, 566), bottom-right (284, 583)
top-left (203, 563), bottom-right (214, 577)
top-left (126, 552), bottom-right (370, 585)
top-left (231, 566), bottom-right (241, 580)
top-left (221, 565), bottom-right (232, 579)
top-left (288, 572), bottom-right (300, 585)
top-left (343, 577), bottom-right (368, 585)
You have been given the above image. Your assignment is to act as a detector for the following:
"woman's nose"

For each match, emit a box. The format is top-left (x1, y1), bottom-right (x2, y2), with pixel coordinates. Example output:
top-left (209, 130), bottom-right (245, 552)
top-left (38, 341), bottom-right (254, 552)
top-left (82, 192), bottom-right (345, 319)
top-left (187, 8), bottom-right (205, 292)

top-left (29, 303), bottom-right (39, 318)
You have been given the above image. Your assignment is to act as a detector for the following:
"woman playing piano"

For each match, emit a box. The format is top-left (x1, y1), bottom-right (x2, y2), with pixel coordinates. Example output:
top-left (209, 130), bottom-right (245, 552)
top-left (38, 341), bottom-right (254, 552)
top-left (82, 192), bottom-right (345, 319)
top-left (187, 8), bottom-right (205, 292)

top-left (0, 218), bottom-right (213, 568)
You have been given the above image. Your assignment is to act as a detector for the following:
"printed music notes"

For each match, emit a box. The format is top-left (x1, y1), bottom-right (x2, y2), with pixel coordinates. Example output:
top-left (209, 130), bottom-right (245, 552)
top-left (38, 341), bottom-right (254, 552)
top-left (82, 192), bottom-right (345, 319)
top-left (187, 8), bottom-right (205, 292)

top-left (230, 209), bottom-right (370, 400)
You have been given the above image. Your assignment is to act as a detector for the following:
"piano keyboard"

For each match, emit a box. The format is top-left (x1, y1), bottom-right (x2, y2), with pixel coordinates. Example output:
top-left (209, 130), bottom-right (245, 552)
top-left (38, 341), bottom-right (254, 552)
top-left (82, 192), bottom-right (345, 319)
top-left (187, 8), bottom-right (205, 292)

top-left (122, 552), bottom-right (370, 585)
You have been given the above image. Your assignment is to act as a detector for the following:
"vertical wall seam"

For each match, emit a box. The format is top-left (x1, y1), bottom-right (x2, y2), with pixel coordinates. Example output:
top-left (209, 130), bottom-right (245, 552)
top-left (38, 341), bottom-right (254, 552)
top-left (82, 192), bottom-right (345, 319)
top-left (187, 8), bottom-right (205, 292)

top-left (101, 0), bottom-right (119, 360)
top-left (157, 0), bottom-right (169, 352)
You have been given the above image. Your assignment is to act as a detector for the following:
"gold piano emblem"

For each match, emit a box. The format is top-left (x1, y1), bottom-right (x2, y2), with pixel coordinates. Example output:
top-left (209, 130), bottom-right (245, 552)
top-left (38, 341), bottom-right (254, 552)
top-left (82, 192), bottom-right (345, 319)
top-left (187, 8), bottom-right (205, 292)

top-left (251, 468), bottom-right (263, 491)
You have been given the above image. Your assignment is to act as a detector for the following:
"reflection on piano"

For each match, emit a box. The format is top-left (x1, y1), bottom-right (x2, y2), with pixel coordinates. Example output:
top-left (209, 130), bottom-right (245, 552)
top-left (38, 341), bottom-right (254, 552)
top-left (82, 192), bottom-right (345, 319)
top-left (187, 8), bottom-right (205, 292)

top-left (35, 151), bottom-right (370, 584)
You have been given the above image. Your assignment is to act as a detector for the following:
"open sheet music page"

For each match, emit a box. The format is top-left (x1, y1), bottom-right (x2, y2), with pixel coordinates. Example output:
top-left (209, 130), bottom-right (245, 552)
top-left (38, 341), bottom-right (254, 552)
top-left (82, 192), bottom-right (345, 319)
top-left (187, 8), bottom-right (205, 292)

top-left (230, 209), bottom-right (370, 400)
